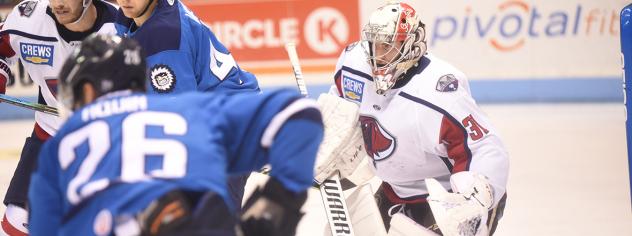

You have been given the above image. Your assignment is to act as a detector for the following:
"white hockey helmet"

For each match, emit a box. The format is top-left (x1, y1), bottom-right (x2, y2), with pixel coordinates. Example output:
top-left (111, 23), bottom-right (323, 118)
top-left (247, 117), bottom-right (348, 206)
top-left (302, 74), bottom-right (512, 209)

top-left (362, 1), bottom-right (427, 94)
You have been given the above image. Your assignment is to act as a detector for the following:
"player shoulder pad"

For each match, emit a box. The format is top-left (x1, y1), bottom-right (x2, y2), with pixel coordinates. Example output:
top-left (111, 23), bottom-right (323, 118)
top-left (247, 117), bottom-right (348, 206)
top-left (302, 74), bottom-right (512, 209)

top-left (344, 41), bottom-right (365, 58)
top-left (336, 41), bottom-right (371, 74)
top-left (398, 55), bottom-right (467, 109)
top-left (344, 41), bottom-right (360, 52)
top-left (419, 54), bottom-right (466, 94)
top-left (3, 0), bottom-right (52, 32)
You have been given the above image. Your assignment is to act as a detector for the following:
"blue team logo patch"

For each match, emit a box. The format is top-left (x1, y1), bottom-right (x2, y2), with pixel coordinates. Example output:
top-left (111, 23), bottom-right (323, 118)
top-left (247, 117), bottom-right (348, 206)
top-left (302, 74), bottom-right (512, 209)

top-left (342, 76), bottom-right (364, 103)
top-left (150, 64), bottom-right (176, 93)
top-left (20, 43), bottom-right (54, 66)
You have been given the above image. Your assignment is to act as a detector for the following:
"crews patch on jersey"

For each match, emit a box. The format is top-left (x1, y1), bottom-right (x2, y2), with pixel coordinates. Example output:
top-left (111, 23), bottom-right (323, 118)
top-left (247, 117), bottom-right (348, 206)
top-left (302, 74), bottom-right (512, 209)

top-left (342, 76), bottom-right (364, 103)
top-left (360, 115), bottom-right (396, 161)
top-left (20, 42), bottom-right (54, 66)
top-left (18, 1), bottom-right (37, 17)
top-left (436, 74), bottom-right (458, 92)
top-left (150, 64), bottom-right (176, 93)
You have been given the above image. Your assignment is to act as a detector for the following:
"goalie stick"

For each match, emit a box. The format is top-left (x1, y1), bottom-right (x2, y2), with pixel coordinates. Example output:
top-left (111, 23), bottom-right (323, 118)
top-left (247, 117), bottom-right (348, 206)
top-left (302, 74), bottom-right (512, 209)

top-left (285, 43), bottom-right (355, 236)
top-left (0, 94), bottom-right (58, 116)
top-left (285, 42), bottom-right (309, 97)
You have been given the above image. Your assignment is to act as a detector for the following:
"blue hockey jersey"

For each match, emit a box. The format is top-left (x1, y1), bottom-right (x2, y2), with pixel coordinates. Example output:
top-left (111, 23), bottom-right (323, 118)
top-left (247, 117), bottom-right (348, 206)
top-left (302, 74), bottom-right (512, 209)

top-left (114, 0), bottom-right (259, 94)
top-left (28, 89), bottom-right (323, 235)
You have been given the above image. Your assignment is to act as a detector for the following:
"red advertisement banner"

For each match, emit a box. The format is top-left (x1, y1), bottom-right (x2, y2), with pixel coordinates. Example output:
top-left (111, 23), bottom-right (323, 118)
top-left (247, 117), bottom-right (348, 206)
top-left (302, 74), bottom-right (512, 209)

top-left (185, 0), bottom-right (360, 73)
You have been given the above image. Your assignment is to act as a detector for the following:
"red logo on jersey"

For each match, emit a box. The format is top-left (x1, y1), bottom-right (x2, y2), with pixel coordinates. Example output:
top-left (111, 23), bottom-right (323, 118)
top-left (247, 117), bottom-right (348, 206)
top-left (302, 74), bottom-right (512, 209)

top-left (359, 115), bottom-right (396, 161)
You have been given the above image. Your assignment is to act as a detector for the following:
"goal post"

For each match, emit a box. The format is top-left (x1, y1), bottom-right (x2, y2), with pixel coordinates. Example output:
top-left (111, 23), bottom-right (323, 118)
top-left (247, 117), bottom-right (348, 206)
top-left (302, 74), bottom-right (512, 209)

top-left (620, 3), bottom-right (632, 207)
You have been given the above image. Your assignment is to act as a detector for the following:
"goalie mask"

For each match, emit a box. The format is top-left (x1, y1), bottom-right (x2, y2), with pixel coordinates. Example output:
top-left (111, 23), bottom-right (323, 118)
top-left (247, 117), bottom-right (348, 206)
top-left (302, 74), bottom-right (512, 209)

top-left (362, 2), bottom-right (427, 94)
top-left (57, 34), bottom-right (147, 119)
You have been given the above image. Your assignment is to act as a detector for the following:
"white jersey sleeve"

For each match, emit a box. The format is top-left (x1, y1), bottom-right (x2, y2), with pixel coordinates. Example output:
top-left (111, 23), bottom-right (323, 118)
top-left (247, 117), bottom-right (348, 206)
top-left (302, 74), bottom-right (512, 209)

top-left (418, 62), bottom-right (509, 206)
top-left (439, 88), bottom-right (509, 206)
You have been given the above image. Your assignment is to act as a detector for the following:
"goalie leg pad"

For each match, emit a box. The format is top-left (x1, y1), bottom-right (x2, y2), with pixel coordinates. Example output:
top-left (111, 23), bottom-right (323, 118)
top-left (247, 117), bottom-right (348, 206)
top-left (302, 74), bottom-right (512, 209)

top-left (323, 183), bottom-right (386, 236)
top-left (387, 213), bottom-right (440, 236)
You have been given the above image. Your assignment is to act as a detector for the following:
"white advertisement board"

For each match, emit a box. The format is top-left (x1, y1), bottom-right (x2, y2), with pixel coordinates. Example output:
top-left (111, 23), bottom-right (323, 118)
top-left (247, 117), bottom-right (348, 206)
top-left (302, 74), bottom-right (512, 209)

top-left (362, 0), bottom-right (626, 80)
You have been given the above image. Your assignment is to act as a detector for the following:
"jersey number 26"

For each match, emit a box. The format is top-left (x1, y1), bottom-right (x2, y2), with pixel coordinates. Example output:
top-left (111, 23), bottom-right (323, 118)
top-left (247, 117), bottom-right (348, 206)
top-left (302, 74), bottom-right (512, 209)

top-left (58, 111), bottom-right (188, 204)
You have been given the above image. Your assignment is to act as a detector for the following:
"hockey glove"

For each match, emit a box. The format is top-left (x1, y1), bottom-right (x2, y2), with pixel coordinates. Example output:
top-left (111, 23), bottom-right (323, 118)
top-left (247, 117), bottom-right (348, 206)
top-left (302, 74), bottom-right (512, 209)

top-left (426, 172), bottom-right (494, 236)
top-left (0, 58), bottom-right (12, 95)
top-left (137, 190), bottom-right (191, 236)
top-left (240, 178), bottom-right (307, 236)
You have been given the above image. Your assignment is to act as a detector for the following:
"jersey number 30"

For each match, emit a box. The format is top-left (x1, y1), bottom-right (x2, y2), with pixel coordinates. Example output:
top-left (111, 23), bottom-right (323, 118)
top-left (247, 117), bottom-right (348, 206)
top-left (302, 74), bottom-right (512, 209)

top-left (58, 111), bottom-right (188, 204)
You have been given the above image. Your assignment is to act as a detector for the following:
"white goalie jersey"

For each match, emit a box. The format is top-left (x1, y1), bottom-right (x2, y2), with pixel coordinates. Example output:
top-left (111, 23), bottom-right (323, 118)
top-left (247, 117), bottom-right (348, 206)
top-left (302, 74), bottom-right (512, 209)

top-left (0, 0), bottom-right (117, 135)
top-left (331, 43), bottom-right (509, 206)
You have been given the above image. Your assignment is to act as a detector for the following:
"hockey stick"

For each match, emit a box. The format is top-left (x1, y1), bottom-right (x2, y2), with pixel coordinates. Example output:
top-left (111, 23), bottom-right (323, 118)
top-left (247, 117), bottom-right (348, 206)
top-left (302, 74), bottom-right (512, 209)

top-left (285, 42), bottom-right (309, 97)
top-left (0, 94), bottom-right (58, 116)
top-left (285, 43), bottom-right (355, 236)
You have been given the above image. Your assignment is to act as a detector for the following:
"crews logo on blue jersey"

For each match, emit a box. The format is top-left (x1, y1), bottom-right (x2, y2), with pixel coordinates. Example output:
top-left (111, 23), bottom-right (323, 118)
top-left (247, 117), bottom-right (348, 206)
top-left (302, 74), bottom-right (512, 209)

top-left (20, 43), bottom-right (54, 66)
top-left (342, 76), bottom-right (364, 103)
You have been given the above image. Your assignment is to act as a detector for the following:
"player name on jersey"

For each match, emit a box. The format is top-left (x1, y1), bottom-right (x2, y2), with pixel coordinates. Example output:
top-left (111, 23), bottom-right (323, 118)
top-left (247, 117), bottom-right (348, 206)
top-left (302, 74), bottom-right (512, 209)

top-left (81, 94), bottom-right (148, 121)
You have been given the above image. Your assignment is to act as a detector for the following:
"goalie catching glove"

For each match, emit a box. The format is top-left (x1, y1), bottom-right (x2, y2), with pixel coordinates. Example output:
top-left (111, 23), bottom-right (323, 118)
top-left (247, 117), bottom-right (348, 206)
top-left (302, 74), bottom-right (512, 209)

top-left (313, 93), bottom-right (365, 184)
top-left (426, 172), bottom-right (495, 236)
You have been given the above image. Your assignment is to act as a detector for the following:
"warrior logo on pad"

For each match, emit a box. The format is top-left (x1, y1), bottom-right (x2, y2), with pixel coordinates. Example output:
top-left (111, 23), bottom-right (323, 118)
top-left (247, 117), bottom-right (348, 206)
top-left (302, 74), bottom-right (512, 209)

top-left (360, 115), bottom-right (396, 161)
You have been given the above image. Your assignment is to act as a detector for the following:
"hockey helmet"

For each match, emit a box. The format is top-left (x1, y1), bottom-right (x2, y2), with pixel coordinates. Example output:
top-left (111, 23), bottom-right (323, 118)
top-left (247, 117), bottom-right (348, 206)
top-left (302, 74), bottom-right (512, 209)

top-left (361, 1), bottom-right (427, 94)
top-left (58, 34), bottom-right (146, 114)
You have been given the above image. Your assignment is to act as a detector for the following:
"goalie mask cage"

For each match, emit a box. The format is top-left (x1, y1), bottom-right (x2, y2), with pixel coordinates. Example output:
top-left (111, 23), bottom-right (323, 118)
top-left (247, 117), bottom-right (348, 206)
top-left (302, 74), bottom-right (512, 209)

top-left (621, 3), bottom-right (632, 208)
